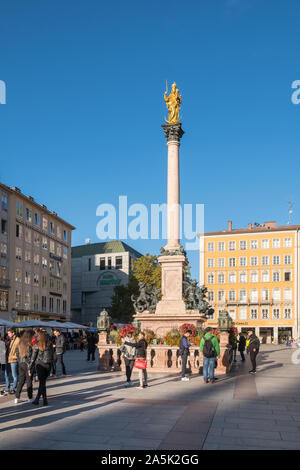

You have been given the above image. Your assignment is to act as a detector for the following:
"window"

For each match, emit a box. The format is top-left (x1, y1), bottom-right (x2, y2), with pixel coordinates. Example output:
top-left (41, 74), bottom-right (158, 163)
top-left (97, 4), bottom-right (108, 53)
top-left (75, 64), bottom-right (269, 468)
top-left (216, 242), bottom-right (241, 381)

top-left (25, 251), bottom-right (31, 263)
top-left (49, 260), bottom-right (54, 273)
top-left (262, 239), bottom-right (269, 249)
top-left (63, 230), bottom-right (68, 242)
top-left (0, 242), bottom-right (7, 258)
top-left (262, 289), bottom-right (269, 301)
top-left (262, 309), bottom-right (269, 319)
top-left (34, 213), bottom-right (40, 226)
top-left (15, 290), bottom-right (21, 308)
top-left (284, 272), bottom-right (291, 282)
top-left (239, 290), bottom-right (247, 302)
top-left (273, 256), bottom-right (280, 265)
top-left (1, 196), bottom-right (8, 211)
top-left (284, 308), bottom-right (291, 319)
top-left (240, 240), bottom-right (247, 250)
top-left (207, 259), bottom-right (214, 268)
top-left (42, 257), bottom-right (47, 269)
top-left (207, 242), bottom-right (214, 252)
top-left (26, 208), bottom-right (32, 222)
top-left (108, 257), bottom-right (112, 269)
top-left (63, 300), bottom-right (67, 314)
top-left (251, 240), bottom-right (258, 249)
top-left (239, 307), bottom-right (247, 320)
top-left (25, 271), bottom-right (31, 285)
top-left (273, 288), bottom-right (281, 300)
top-left (56, 280), bottom-right (61, 292)
top-left (273, 308), bottom-right (280, 319)
top-left (33, 254), bottom-right (39, 266)
top-left (24, 292), bottom-right (30, 310)
top-left (63, 283), bottom-right (67, 294)
top-left (229, 272), bottom-right (236, 283)
top-left (16, 247), bottom-right (22, 261)
top-left (56, 244), bottom-right (62, 257)
top-left (0, 290), bottom-right (8, 311)
top-left (57, 226), bottom-right (62, 239)
top-left (239, 257), bottom-right (247, 267)
top-left (42, 296), bottom-right (47, 312)
top-left (284, 238), bottom-right (292, 248)
top-left (273, 272), bottom-right (280, 282)
top-left (16, 202), bottom-right (23, 217)
top-left (284, 255), bottom-right (292, 265)
top-left (49, 297), bottom-right (54, 313)
top-left (218, 258), bottom-right (225, 268)
top-left (25, 229), bottom-right (31, 243)
top-left (81, 293), bottom-right (86, 305)
top-left (42, 237), bottom-right (48, 250)
top-left (34, 273), bottom-right (39, 286)
top-left (218, 290), bottom-right (225, 302)
top-left (50, 278), bottom-right (54, 289)
top-left (251, 309), bottom-right (258, 319)
top-left (229, 241), bottom-right (236, 251)
top-left (262, 271), bottom-right (269, 282)
top-left (1, 219), bottom-right (7, 234)
top-left (218, 242), bottom-right (225, 251)
top-left (116, 257), bottom-right (123, 269)
top-left (15, 269), bottom-right (22, 282)
top-left (250, 289), bottom-right (258, 302)
top-left (50, 222), bottom-right (54, 234)
top-left (56, 262), bottom-right (61, 276)
top-left (240, 272), bottom-right (247, 283)
top-left (34, 294), bottom-right (39, 311)
top-left (284, 288), bottom-right (292, 300)
top-left (262, 256), bottom-right (269, 266)
top-left (56, 299), bottom-right (60, 314)
top-left (42, 218), bottom-right (48, 231)
top-left (218, 273), bottom-right (225, 284)
top-left (229, 258), bottom-right (236, 267)
top-left (251, 257), bottom-right (258, 266)
top-left (34, 233), bottom-right (40, 247)
top-left (272, 239), bottom-right (280, 248)
top-left (229, 290), bottom-right (236, 301)
top-left (42, 276), bottom-right (47, 288)
top-left (208, 273), bottom-right (214, 284)
top-left (63, 247), bottom-right (68, 259)
top-left (50, 240), bottom-right (55, 254)
top-left (16, 224), bottom-right (23, 238)
top-left (208, 291), bottom-right (214, 302)
top-left (88, 258), bottom-right (92, 271)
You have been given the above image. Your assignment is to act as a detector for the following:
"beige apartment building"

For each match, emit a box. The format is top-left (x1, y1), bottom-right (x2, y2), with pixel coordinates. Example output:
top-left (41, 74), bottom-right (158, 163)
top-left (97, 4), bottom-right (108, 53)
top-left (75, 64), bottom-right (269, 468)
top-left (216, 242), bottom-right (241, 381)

top-left (0, 182), bottom-right (75, 322)
top-left (199, 221), bottom-right (300, 343)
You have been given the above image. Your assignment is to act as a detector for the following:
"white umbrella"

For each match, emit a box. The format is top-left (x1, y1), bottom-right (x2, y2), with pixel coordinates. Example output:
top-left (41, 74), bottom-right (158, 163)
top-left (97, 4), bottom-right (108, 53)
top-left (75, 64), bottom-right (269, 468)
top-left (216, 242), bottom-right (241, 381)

top-left (0, 318), bottom-right (16, 327)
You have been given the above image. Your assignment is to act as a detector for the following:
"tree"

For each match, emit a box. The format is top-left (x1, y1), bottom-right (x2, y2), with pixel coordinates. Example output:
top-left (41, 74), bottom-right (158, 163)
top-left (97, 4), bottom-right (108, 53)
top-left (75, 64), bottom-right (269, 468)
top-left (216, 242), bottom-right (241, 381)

top-left (109, 275), bottom-right (139, 323)
top-left (131, 253), bottom-right (161, 290)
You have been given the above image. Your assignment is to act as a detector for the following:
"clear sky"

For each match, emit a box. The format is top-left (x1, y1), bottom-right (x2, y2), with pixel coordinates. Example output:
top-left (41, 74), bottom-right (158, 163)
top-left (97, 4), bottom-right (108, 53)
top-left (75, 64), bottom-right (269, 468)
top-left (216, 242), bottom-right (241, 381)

top-left (1, 0), bottom-right (300, 280)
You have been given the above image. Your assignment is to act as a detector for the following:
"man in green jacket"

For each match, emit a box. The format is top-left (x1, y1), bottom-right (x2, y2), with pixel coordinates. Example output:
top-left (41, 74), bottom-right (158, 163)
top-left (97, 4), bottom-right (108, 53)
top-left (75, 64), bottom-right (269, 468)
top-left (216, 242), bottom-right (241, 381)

top-left (200, 328), bottom-right (220, 384)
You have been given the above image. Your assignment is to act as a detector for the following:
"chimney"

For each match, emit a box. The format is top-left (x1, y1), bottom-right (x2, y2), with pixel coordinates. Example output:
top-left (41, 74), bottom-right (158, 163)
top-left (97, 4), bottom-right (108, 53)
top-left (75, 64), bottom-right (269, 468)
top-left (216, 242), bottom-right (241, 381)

top-left (248, 223), bottom-right (252, 229)
top-left (264, 221), bottom-right (276, 229)
top-left (228, 220), bottom-right (232, 231)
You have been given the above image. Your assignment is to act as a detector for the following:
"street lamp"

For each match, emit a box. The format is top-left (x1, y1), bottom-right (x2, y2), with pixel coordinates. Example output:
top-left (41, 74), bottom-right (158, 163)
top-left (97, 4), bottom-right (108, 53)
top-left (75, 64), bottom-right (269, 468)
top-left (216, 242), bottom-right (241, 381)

top-left (218, 310), bottom-right (233, 332)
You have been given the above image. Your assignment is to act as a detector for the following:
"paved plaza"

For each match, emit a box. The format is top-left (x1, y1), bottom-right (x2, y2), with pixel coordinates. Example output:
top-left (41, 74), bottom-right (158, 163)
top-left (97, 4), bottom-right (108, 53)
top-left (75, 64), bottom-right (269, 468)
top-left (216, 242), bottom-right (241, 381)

top-left (1, 345), bottom-right (300, 450)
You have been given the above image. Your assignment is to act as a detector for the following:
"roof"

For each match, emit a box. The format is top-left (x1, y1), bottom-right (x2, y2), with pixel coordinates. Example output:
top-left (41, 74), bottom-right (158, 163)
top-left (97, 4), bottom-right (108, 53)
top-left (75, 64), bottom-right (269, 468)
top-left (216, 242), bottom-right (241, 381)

top-left (71, 240), bottom-right (143, 258)
top-left (200, 224), bottom-right (300, 237)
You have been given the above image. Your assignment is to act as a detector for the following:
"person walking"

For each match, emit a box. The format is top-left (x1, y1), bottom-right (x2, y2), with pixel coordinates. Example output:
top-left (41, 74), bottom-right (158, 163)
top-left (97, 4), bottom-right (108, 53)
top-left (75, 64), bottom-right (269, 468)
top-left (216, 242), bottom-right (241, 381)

top-left (29, 331), bottom-right (53, 406)
top-left (14, 331), bottom-right (34, 404)
top-left (238, 332), bottom-right (246, 362)
top-left (179, 329), bottom-right (193, 382)
top-left (53, 329), bottom-right (67, 376)
top-left (119, 331), bottom-right (136, 387)
top-left (86, 333), bottom-right (97, 362)
top-left (247, 329), bottom-right (260, 374)
top-left (200, 327), bottom-right (220, 384)
top-left (124, 331), bottom-right (148, 389)
top-left (4, 328), bottom-right (20, 395)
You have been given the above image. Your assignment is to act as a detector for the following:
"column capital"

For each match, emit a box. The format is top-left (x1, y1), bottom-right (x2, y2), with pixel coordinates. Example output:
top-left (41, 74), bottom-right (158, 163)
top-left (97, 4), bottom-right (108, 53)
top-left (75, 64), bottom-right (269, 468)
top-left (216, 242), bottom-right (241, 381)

top-left (162, 123), bottom-right (184, 143)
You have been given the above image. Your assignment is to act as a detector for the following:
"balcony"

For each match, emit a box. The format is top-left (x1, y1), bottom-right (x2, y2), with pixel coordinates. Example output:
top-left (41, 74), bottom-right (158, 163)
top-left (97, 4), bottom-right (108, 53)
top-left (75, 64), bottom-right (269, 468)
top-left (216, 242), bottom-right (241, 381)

top-left (0, 278), bottom-right (10, 288)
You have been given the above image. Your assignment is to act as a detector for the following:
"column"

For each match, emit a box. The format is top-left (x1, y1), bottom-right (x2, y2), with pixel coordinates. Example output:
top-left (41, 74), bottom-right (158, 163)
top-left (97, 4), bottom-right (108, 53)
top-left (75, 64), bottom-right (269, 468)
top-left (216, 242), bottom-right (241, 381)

top-left (273, 326), bottom-right (278, 344)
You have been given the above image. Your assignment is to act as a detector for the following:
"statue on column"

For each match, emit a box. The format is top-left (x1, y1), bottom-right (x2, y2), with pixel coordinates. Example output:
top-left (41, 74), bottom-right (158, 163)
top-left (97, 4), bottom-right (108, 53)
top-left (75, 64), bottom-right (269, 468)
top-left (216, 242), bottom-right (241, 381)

top-left (164, 82), bottom-right (182, 124)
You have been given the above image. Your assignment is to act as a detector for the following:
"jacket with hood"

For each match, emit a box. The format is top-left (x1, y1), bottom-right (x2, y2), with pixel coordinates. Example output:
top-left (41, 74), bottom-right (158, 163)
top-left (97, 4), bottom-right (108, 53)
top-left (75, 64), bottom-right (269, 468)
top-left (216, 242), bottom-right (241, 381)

top-left (119, 336), bottom-right (136, 360)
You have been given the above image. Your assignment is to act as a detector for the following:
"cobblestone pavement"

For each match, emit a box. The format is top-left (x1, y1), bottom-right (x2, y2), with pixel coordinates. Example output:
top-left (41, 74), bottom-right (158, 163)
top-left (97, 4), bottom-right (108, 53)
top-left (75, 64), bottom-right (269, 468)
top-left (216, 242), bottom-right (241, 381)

top-left (0, 345), bottom-right (300, 450)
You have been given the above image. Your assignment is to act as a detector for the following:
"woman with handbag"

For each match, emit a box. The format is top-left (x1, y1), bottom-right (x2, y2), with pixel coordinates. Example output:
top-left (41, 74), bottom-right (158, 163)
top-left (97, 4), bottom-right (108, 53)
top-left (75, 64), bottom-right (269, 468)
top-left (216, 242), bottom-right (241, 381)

top-left (124, 331), bottom-right (148, 389)
top-left (28, 331), bottom-right (53, 406)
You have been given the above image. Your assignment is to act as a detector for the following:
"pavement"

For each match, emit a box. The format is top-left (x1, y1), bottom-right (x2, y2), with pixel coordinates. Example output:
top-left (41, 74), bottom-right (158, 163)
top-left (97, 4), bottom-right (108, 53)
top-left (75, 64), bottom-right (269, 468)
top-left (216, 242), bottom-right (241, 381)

top-left (1, 345), bottom-right (300, 450)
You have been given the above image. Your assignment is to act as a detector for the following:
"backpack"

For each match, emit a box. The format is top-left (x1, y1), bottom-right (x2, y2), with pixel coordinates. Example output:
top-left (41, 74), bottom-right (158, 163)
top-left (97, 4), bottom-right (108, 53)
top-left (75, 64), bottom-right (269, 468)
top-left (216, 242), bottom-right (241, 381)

top-left (203, 336), bottom-right (216, 358)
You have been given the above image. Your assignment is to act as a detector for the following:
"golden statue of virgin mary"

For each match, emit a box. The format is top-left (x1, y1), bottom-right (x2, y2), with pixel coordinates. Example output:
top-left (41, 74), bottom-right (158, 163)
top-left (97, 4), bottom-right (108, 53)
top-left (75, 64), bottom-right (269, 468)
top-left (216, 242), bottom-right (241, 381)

top-left (164, 82), bottom-right (182, 124)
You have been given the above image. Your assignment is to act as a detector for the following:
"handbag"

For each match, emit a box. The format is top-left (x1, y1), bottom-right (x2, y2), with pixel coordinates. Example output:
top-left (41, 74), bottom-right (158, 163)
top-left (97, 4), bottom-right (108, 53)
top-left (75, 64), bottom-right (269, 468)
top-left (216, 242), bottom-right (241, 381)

top-left (134, 358), bottom-right (147, 369)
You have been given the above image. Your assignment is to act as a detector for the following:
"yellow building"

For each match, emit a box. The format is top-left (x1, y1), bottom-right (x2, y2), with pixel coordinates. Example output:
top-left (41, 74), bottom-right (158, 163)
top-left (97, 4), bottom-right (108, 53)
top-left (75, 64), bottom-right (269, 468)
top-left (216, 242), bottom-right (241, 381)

top-left (199, 221), bottom-right (300, 344)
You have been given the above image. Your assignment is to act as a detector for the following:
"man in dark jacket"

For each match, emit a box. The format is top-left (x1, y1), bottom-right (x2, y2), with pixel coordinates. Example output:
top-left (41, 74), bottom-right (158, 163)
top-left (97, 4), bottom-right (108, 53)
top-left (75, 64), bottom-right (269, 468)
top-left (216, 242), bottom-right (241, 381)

top-left (53, 329), bottom-right (66, 376)
top-left (238, 333), bottom-right (246, 362)
top-left (86, 333), bottom-right (98, 361)
top-left (247, 329), bottom-right (260, 374)
top-left (179, 330), bottom-right (193, 382)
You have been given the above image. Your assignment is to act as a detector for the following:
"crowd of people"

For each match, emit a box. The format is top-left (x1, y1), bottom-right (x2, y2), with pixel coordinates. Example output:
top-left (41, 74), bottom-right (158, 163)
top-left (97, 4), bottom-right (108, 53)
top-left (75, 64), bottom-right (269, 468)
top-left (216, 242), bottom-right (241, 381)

top-left (0, 327), bottom-right (99, 406)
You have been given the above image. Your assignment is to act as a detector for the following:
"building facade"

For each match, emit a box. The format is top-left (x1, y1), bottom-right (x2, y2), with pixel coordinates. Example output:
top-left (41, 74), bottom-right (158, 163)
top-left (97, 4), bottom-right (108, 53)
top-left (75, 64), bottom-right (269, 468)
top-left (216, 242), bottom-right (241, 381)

top-left (199, 221), bottom-right (300, 343)
top-left (71, 241), bottom-right (142, 326)
top-left (0, 182), bottom-right (75, 322)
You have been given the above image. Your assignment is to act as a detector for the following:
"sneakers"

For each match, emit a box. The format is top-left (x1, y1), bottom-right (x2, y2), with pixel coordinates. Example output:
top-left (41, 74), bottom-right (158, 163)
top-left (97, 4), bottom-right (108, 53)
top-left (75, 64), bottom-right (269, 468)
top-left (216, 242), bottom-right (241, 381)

top-left (14, 398), bottom-right (20, 404)
top-left (125, 382), bottom-right (132, 388)
top-left (249, 370), bottom-right (256, 374)
top-left (137, 386), bottom-right (144, 390)
top-left (204, 380), bottom-right (209, 384)
top-left (27, 398), bottom-right (34, 403)
top-left (181, 377), bottom-right (190, 381)
top-left (210, 380), bottom-right (215, 384)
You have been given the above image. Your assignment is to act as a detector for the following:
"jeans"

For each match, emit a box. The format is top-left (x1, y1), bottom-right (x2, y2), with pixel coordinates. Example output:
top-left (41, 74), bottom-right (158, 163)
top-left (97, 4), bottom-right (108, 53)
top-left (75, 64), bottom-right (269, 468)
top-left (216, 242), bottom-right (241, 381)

top-left (53, 352), bottom-right (66, 375)
top-left (124, 358), bottom-right (134, 382)
top-left (181, 350), bottom-right (189, 378)
top-left (138, 368), bottom-right (148, 386)
top-left (203, 356), bottom-right (216, 382)
top-left (15, 362), bottom-right (33, 399)
top-left (87, 348), bottom-right (95, 361)
top-left (5, 362), bottom-right (18, 391)
top-left (232, 348), bottom-right (237, 361)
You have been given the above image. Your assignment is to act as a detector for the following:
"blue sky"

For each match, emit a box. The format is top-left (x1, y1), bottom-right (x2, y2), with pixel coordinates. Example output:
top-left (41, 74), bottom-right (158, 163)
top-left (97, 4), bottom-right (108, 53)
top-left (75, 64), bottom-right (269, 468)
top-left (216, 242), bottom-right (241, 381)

top-left (1, 0), bottom-right (300, 280)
